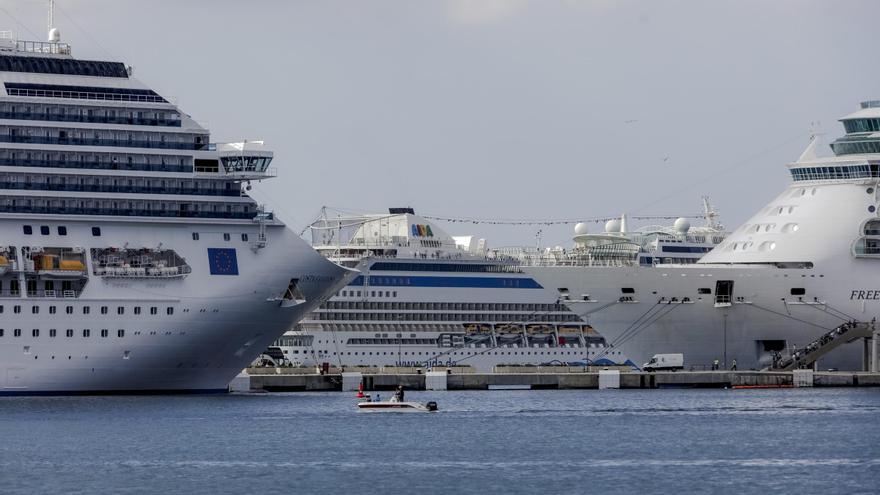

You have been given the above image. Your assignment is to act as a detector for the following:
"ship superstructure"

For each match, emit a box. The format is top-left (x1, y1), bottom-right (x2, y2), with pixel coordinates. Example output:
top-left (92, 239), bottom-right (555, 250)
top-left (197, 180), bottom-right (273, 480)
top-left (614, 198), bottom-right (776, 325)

top-left (273, 208), bottom-right (639, 372)
top-left (502, 200), bottom-right (726, 270)
top-left (523, 101), bottom-right (880, 371)
top-left (0, 24), bottom-right (348, 393)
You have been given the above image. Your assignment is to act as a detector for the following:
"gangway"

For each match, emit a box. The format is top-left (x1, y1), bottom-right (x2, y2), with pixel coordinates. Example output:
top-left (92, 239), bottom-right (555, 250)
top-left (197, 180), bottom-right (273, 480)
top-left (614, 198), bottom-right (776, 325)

top-left (767, 320), bottom-right (878, 371)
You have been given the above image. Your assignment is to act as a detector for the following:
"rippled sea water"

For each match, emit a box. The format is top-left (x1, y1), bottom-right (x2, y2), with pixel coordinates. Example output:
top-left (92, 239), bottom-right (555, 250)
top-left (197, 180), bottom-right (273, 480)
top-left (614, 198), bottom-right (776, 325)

top-left (1, 388), bottom-right (878, 494)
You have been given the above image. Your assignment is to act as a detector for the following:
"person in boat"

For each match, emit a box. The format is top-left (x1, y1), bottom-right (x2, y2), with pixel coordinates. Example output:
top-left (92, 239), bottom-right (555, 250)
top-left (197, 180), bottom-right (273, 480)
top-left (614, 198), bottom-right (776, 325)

top-left (393, 385), bottom-right (405, 402)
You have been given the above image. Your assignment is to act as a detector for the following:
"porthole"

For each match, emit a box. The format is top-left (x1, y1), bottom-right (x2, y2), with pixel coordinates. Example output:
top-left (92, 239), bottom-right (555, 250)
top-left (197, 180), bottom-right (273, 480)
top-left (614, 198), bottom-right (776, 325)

top-left (870, 205), bottom-right (876, 213)
top-left (868, 187), bottom-right (875, 194)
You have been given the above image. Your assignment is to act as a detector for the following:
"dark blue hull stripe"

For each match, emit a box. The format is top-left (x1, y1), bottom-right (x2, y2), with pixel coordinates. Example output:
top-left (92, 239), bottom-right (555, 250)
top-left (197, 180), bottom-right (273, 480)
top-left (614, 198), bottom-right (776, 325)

top-left (348, 275), bottom-right (543, 289)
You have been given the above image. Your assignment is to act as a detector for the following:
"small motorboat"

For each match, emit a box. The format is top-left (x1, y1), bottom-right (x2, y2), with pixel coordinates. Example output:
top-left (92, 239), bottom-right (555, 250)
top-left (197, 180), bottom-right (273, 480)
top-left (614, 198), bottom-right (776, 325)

top-left (357, 399), bottom-right (438, 412)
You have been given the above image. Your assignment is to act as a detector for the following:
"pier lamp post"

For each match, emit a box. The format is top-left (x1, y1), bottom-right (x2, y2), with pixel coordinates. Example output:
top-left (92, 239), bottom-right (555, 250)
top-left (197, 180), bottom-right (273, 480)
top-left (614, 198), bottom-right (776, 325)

top-left (722, 312), bottom-right (728, 369)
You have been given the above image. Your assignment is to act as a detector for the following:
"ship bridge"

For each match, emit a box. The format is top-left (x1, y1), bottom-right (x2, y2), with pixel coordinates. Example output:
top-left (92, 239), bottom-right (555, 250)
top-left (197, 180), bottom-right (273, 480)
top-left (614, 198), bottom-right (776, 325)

top-left (830, 100), bottom-right (880, 156)
top-left (194, 141), bottom-right (276, 180)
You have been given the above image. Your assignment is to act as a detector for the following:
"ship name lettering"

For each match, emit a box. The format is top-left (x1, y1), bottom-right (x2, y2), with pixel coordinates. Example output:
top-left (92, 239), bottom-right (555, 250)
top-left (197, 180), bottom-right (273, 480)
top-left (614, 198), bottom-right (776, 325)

top-left (850, 290), bottom-right (880, 300)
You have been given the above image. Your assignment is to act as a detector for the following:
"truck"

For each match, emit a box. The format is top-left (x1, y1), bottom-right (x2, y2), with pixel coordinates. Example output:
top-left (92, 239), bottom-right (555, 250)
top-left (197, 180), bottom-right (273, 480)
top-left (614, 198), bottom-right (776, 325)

top-left (642, 353), bottom-right (684, 372)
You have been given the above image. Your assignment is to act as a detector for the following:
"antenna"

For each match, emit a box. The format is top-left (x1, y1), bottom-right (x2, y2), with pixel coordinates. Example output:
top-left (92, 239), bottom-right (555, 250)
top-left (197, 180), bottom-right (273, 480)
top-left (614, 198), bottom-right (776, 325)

top-left (47, 0), bottom-right (61, 43)
top-left (701, 195), bottom-right (723, 231)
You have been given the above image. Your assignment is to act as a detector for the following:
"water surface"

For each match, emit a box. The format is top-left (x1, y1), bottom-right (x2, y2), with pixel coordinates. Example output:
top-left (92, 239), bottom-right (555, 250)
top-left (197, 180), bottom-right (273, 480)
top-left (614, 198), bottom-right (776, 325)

top-left (0, 389), bottom-right (878, 494)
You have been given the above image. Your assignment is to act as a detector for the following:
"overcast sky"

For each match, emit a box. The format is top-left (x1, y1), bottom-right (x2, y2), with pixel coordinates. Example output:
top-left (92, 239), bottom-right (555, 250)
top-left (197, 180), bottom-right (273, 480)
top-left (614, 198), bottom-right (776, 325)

top-left (2, 0), bottom-right (878, 246)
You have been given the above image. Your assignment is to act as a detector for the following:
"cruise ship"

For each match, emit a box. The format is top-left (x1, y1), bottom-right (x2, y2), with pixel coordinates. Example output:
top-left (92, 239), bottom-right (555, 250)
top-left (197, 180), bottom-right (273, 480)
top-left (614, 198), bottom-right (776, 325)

top-left (523, 101), bottom-right (880, 371)
top-left (0, 22), bottom-right (349, 393)
top-left (271, 208), bottom-right (722, 371)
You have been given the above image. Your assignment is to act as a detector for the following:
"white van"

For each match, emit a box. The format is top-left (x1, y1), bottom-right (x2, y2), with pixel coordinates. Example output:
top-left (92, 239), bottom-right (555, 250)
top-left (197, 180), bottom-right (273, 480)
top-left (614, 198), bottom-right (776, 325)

top-left (642, 353), bottom-right (684, 372)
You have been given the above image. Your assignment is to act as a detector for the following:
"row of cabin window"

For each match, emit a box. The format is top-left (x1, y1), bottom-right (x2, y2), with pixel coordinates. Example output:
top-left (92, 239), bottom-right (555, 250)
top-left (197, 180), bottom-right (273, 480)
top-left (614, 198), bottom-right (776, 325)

top-left (338, 290), bottom-right (398, 298)
top-left (324, 300), bottom-right (566, 312)
top-left (0, 328), bottom-right (124, 338)
top-left (0, 305), bottom-right (173, 315)
top-left (295, 350), bottom-right (602, 357)
top-left (22, 225), bottom-right (101, 236)
top-left (192, 232), bottom-right (248, 242)
top-left (23, 226), bottom-right (250, 241)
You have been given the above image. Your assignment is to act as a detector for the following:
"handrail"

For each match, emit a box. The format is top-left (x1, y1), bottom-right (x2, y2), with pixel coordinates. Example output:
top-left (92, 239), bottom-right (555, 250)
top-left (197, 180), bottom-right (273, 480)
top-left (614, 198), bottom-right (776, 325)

top-left (0, 182), bottom-right (242, 197)
top-left (771, 320), bottom-right (874, 370)
top-left (0, 111), bottom-right (181, 127)
top-left (0, 158), bottom-right (192, 173)
top-left (0, 134), bottom-right (208, 151)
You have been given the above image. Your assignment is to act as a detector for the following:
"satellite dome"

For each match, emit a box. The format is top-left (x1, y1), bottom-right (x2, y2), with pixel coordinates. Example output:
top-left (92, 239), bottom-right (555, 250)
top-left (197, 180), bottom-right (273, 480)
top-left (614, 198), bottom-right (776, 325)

top-left (574, 222), bottom-right (589, 235)
top-left (674, 217), bottom-right (691, 233)
top-left (605, 219), bottom-right (621, 233)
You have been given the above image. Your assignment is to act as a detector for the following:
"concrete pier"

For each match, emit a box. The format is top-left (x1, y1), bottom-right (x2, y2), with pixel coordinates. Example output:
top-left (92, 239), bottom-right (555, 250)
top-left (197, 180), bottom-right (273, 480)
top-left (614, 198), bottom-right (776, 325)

top-left (239, 367), bottom-right (880, 392)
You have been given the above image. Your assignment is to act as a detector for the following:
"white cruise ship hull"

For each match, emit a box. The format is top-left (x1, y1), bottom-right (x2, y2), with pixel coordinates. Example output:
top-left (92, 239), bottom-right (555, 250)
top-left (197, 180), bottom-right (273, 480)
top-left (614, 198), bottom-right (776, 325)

top-left (0, 221), bottom-right (350, 394)
top-left (523, 263), bottom-right (864, 371)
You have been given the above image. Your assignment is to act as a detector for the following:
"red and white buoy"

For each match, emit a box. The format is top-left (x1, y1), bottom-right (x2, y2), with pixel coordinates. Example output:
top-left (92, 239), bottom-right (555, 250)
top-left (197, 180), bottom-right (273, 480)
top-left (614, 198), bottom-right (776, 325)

top-left (356, 382), bottom-right (365, 399)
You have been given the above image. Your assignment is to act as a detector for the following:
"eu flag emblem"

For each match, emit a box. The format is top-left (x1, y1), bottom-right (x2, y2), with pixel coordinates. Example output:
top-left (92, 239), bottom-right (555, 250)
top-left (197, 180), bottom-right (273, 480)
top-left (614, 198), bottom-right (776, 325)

top-left (207, 248), bottom-right (239, 275)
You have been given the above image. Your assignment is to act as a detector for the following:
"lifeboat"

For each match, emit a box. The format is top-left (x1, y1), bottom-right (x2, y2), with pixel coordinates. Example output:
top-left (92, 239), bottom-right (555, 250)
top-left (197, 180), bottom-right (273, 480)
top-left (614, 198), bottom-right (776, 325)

top-left (35, 255), bottom-right (87, 279)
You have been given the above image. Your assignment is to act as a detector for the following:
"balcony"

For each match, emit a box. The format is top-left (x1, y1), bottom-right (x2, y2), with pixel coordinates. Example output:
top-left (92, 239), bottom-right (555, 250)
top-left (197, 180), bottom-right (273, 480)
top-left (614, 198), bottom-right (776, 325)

top-left (0, 158), bottom-right (192, 173)
top-left (0, 204), bottom-right (256, 220)
top-left (853, 237), bottom-right (880, 258)
top-left (0, 181), bottom-right (242, 197)
top-left (0, 111), bottom-right (182, 127)
top-left (0, 134), bottom-right (208, 151)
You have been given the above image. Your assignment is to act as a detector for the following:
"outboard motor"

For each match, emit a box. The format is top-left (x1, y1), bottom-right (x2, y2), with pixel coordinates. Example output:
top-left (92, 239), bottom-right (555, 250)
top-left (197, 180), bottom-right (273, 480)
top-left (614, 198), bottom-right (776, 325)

top-left (426, 401), bottom-right (438, 412)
